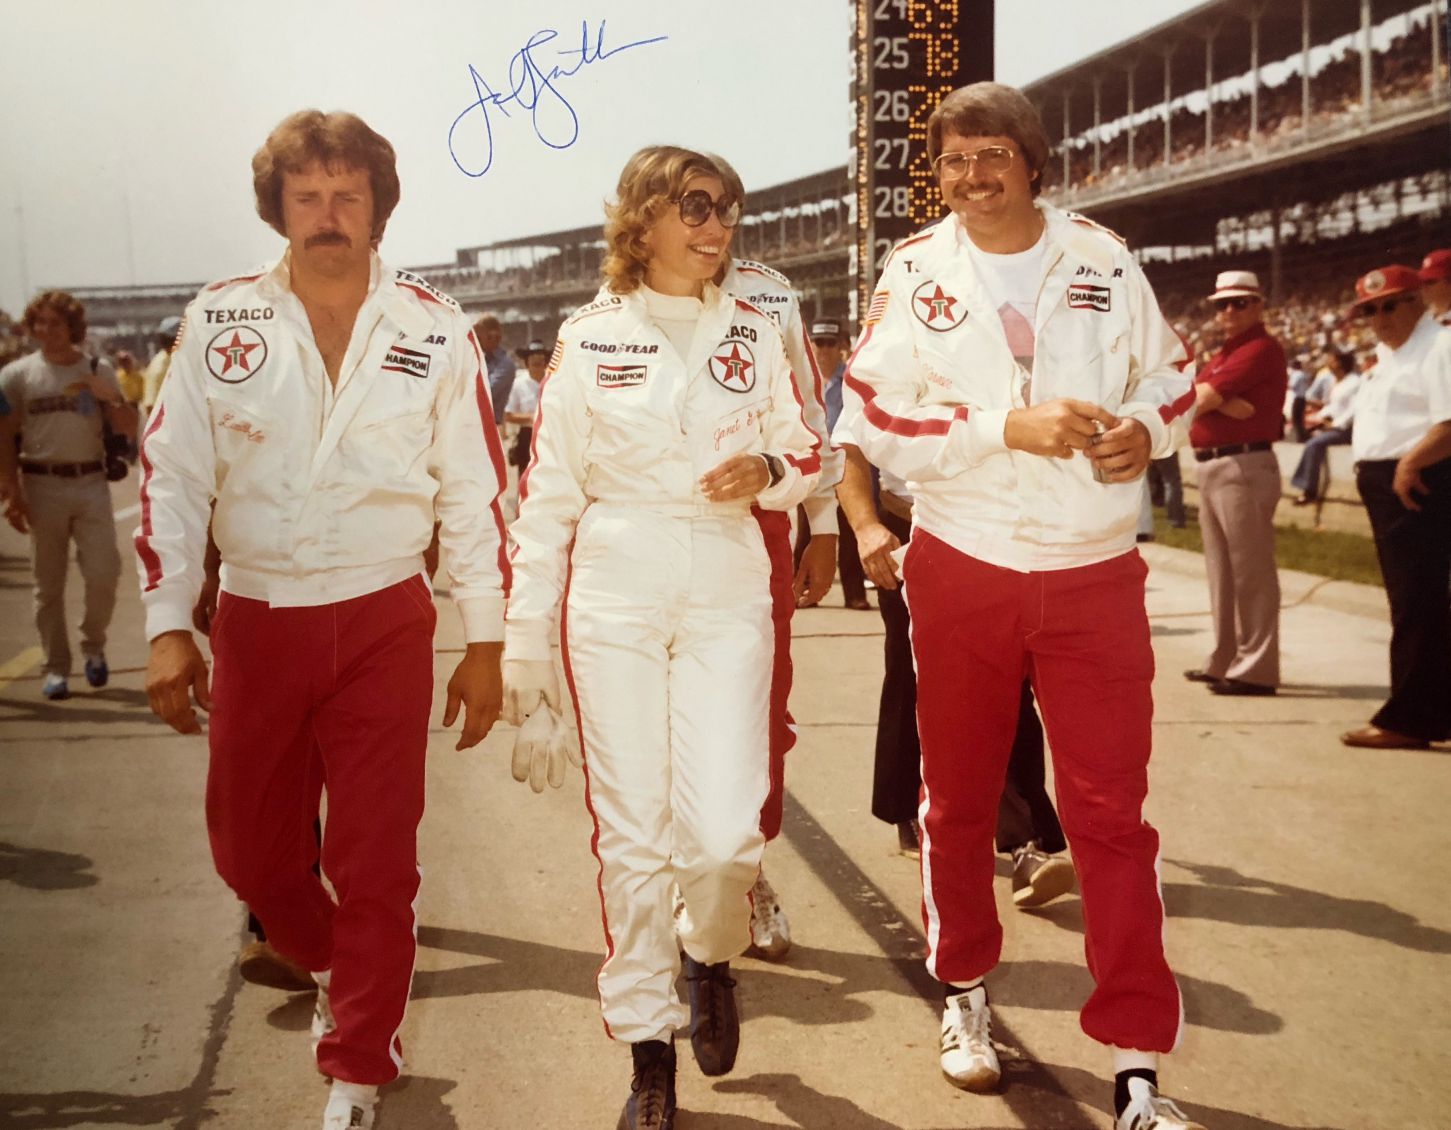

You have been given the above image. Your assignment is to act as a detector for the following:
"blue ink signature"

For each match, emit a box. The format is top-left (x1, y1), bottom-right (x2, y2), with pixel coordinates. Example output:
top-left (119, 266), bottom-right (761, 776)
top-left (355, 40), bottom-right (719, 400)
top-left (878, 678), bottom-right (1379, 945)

top-left (449, 19), bottom-right (668, 178)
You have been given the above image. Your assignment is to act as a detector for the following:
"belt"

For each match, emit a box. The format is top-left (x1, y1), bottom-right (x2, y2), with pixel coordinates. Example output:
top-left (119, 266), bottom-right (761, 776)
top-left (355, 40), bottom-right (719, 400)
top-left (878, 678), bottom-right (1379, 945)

top-left (20, 460), bottom-right (105, 478)
top-left (1193, 441), bottom-right (1273, 463)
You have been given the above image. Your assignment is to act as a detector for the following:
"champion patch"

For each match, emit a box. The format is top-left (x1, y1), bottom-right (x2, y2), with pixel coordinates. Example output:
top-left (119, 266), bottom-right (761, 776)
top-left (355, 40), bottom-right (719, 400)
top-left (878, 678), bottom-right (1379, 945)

top-left (205, 326), bottom-right (268, 383)
top-left (1067, 284), bottom-right (1111, 313)
top-left (596, 364), bottom-right (647, 388)
top-left (911, 281), bottom-right (969, 331)
top-left (382, 344), bottom-right (431, 378)
top-left (708, 341), bottom-right (756, 393)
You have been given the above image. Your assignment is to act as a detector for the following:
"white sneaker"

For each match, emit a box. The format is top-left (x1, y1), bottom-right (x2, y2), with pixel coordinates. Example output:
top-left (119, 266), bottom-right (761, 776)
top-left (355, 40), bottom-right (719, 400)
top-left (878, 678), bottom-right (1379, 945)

top-left (322, 1080), bottom-right (377, 1129)
top-left (939, 986), bottom-right (1000, 1091)
top-left (311, 970), bottom-right (336, 1056)
top-left (748, 871), bottom-right (791, 960)
top-left (1116, 1078), bottom-right (1206, 1130)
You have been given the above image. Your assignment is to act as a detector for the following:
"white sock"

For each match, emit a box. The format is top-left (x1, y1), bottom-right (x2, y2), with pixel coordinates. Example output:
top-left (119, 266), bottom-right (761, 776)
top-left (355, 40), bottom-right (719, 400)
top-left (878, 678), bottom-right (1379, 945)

top-left (330, 1080), bottom-right (378, 1103)
top-left (1111, 1046), bottom-right (1159, 1075)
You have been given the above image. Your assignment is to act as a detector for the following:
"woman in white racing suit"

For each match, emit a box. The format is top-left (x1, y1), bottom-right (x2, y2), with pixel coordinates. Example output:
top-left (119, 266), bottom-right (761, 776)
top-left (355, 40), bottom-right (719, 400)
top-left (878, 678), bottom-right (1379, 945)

top-left (501, 145), bottom-right (821, 1130)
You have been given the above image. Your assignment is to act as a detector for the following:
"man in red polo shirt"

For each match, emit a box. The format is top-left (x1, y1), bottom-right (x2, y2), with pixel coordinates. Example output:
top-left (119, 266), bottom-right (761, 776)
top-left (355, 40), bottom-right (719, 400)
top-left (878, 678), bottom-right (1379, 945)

top-left (1184, 270), bottom-right (1288, 696)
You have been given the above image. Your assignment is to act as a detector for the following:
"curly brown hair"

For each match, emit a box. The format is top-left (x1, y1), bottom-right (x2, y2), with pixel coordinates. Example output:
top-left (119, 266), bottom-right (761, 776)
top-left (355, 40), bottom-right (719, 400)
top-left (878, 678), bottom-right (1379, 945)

top-left (252, 110), bottom-right (401, 241)
top-left (23, 290), bottom-right (87, 344)
top-left (927, 83), bottom-right (1052, 198)
top-left (601, 146), bottom-right (746, 295)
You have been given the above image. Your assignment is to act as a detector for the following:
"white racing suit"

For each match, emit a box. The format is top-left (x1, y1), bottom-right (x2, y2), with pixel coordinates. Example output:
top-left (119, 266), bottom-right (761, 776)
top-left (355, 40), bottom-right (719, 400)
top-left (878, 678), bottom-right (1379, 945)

top-left (719, 259), bottom-right (845, 841)
top-left (506, 284), bottom-right (821, 1043)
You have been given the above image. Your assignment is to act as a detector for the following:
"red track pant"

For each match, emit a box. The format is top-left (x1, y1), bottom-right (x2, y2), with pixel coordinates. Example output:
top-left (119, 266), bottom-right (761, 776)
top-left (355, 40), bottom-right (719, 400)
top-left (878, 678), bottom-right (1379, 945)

top-left (206, 575), bottom-right (435, 1083)
top-left (903, 533), bottom-right (1182, 1052)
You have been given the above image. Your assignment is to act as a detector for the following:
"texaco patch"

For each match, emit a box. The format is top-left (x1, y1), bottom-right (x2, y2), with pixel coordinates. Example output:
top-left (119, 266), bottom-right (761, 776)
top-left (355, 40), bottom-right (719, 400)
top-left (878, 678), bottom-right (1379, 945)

top-left (708, 341), bottom-right (756, 393)
top-left (205, 327), bottom-right (268, 383)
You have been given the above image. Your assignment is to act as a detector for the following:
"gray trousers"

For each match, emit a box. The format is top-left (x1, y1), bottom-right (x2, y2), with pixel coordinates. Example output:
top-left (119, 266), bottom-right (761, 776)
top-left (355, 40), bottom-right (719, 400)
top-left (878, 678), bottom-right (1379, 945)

top-left (25, 473), bottom-right (121, 676)
top-left (1197, 450), bottom-right (1281, 686)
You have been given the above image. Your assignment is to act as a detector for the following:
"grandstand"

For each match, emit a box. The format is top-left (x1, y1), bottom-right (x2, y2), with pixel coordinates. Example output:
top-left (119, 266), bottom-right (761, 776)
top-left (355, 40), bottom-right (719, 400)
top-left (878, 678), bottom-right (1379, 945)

top-left (53, 0), bottom-right (1448, 355)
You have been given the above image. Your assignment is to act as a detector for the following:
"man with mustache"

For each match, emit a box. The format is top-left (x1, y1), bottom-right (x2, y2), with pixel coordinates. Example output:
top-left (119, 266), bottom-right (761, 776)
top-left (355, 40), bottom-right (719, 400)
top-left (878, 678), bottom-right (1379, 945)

top-left (136, 109), bottom-right (510, 1130)
top-left (837, 82), bottom-right (1202, 1129)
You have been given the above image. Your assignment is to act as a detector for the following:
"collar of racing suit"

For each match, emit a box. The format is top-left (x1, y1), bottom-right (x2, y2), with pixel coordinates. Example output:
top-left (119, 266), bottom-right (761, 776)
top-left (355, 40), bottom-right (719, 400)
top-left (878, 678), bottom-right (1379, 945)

top-left (254, 249), bottom-right (435, 344)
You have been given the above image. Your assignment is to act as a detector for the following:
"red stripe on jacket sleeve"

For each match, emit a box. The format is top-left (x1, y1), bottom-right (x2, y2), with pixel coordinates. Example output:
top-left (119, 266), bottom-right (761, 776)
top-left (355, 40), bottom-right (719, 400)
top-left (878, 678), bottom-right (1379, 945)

top-left (134, 406), bottom-right (167, 592)
top-left (1159, 383), bottom-right (1197, 424)
top-left (472, 357), bottom-right (513, 596)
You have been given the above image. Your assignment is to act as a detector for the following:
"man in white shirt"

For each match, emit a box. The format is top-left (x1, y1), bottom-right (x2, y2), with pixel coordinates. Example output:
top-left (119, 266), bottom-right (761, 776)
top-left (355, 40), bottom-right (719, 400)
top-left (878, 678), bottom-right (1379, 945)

top-left (1340, 265), bottom-right (1451, 751)
top-left (137, 110), bottom-right (509, 1130)
top-left (839, 82), bottom-right (1201, 1130)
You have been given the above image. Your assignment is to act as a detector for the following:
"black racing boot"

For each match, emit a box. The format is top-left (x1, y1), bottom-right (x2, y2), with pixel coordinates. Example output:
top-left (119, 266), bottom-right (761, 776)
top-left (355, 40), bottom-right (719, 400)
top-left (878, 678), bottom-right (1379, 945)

top-left (616, 1038), bottom-right (676, 1130)
top-left (682, 955), bottom-right (739, 1076)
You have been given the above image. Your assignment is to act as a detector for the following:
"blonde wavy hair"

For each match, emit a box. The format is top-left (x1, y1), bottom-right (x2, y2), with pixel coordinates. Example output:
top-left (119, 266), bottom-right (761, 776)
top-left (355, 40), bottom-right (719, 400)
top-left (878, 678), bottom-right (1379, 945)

top-left (601, 146), bottom-right (745, 295)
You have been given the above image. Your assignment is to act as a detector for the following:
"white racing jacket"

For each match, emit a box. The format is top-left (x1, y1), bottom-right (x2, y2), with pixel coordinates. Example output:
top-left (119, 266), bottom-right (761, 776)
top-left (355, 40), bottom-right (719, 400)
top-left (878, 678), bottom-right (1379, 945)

top-left (135, 253), bottom-right (510, 641)
top-left (838, 203), bottom-right (1194, 572)
top-left (720, 259), bottom-right (844, 534)
top-left (504, 283), bottom-right (822, 661)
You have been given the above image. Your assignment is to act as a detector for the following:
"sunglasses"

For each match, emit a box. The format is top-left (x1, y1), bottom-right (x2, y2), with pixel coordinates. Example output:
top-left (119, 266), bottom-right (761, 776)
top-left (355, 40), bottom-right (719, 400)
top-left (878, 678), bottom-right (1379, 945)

top-left (931, 145), bottom-right (1015, 180)
top-left (672, 189), bottom-right (742, 228)
top-left (1211, 296), bottom-right (1261, 312)
top-left (1356, 295), bottom-right (1413, 317)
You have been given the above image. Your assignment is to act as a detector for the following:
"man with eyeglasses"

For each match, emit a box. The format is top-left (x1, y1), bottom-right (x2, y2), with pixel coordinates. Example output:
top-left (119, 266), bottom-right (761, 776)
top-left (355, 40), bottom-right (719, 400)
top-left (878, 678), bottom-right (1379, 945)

top-left (837, 81), bottom-right (1202, 1130)
top-left (1340, 265), bottom-right (1451, 751)
top-left (1183, 270), bottom-right (1288, 698)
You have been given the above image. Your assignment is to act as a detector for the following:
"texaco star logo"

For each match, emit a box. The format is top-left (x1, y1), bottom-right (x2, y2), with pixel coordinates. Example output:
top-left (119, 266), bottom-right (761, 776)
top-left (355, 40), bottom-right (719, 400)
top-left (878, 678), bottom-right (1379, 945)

top-left (708, 341), bottom-right (756, 393)
top-left (911, 280), bottom-right (969, 332)
top-left (205, 326), bottom-right (268, 383)
top-left (1363, 270), bottom-right (1386, 294)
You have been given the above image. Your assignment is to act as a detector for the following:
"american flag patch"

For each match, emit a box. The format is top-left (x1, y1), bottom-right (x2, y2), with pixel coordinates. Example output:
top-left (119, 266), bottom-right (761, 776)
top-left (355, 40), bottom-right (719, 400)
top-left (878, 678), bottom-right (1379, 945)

top-left (547, 340), bottom-right (565, 374)
top-left (866, 291), bottom-right (890, 326)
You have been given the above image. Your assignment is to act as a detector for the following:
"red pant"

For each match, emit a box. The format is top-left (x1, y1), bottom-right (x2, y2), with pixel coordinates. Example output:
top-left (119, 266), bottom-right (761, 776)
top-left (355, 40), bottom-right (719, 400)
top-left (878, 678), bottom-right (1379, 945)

top-left (206, 576), bottom-right (436, 1083)
top-left (903, 533), bottom-right (1182, 1053)
top-left (757, 508), bottom-right (796, 843)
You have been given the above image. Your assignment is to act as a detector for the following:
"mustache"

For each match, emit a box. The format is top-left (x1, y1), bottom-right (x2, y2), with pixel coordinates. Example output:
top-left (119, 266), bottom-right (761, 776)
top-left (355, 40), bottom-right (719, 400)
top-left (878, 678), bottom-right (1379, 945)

top-left (305, 231), bottom-right (352, 249)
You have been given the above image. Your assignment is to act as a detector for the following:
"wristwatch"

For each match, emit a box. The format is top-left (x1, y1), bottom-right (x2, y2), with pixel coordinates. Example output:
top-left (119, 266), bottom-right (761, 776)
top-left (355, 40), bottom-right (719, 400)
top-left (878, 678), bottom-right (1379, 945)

top-left (760, 453), bottom-right (785, 488)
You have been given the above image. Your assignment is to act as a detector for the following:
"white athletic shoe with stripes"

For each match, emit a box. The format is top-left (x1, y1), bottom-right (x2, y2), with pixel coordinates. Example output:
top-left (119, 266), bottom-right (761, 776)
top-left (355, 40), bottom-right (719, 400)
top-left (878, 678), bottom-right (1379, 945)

top-left (747, 871), bottom-right (791, 960)
top-left (311, 970), bottom-right (336, 1056)
top-left (322, 1080), bottom-right (377, 1129)
top-left (939, 986), bottom-right (1000, 1092)
top-left (1115, 1079), bottom-right (1206, 1130)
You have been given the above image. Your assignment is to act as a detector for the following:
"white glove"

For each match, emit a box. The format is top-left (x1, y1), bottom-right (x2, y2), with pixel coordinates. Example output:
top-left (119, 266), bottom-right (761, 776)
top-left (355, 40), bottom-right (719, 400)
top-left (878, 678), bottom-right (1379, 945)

top-left (512, 707), bottom-right (568, 792)
top-left (502, 658), bottom-right (560, 726)
top-left (557, 711), bottom-right (584, 770)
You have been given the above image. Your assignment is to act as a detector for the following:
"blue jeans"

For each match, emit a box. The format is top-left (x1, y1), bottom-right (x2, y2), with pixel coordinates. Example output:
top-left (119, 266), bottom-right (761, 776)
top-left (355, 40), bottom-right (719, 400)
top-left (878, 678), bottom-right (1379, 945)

top-left (1290, 428), bottom-right (1351, 499)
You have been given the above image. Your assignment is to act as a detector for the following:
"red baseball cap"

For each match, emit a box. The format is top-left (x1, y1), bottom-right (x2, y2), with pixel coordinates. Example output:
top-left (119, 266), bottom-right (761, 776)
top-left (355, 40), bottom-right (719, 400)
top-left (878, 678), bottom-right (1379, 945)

top-left (1420, 249), bottom-right (1451, 284)
top-left (1351, 265), bottom-right (1421, 310)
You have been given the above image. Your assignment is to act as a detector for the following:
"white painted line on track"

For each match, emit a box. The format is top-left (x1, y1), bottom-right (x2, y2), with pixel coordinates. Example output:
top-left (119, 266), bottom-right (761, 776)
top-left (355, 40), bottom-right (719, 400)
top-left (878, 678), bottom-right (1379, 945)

top-left (0, 646), bottom-right (43, 691)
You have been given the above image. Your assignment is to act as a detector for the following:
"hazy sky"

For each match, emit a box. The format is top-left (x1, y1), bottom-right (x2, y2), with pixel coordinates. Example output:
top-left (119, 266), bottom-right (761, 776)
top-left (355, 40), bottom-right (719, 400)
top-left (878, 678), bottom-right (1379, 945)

top-left (0, 0), bottom-right (1206, 313)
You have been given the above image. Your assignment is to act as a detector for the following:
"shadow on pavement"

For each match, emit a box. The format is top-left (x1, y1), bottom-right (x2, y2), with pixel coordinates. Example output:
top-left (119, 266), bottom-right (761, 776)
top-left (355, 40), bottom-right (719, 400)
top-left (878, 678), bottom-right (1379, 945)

top-left (1163, 859), bottom-right (1451, 953)
top-left (0, 1088), bottom-right (222, 1128)
top-left (377, 1075), bottom-right (461, 1129)
top-left (0, 694), bottom-right (156, 726)
top-left (0, 841), bottom-right (99, 890)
